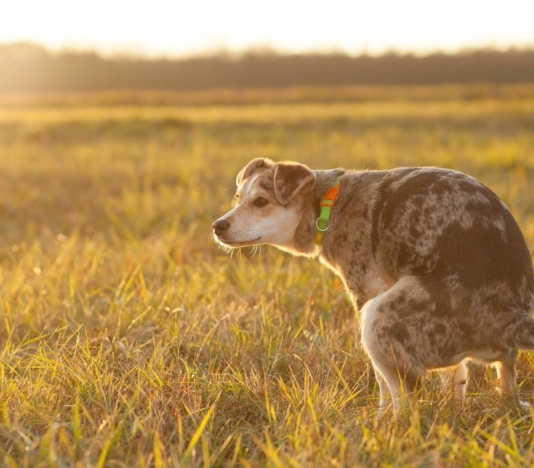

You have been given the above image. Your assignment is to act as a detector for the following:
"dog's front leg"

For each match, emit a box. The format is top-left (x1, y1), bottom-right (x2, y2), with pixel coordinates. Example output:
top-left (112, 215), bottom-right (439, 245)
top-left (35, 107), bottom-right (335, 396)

top-left (440, 360), bottom-right (468, 404)
top-left (341, 274), bottom-right (375, 312)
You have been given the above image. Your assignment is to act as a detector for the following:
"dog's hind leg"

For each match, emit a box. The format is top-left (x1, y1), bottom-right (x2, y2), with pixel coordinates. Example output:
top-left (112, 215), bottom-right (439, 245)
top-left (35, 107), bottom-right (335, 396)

top-left (493, 351), bottom-right (530, 412)
top-left (440, 360), bottom-right (468, 403)
top-left (494, 350), bottom-right (518, 394)
top-left (375, 369), bottom-right (392, 414)
top-left (367, 349), bottom-right (422, 413)
top-left (361, 282), bottom-right (425, 412)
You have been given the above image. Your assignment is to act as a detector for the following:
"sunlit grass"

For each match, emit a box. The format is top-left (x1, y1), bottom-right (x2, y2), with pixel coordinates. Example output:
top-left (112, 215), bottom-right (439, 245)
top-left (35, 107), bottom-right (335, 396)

top-left (1, 85), bottom-right (534, 465)
top-left (1, 98), bottom-right (534, 126)
top-left (1, 83), bottom-right (534, 108)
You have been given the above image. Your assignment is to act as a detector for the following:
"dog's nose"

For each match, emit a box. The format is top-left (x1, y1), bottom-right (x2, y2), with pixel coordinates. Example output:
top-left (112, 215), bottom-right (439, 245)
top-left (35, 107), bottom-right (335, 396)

top-left (213, 219), bottom-right (230, 236)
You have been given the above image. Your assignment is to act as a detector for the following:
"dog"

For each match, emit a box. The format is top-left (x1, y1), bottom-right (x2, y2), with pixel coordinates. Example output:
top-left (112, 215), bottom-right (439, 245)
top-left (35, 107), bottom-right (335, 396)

top-left (213, 158), bottom-right (534, 412)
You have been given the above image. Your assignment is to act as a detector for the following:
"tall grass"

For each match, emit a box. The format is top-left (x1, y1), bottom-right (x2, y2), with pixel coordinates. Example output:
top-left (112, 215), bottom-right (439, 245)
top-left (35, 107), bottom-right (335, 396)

top-left (1, 85), bottom-right (534, 466)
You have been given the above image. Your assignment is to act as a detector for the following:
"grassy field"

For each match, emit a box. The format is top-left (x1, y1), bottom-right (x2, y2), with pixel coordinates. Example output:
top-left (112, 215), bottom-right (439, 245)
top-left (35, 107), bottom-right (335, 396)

top-left (2, 85), bottom-right (534, 466)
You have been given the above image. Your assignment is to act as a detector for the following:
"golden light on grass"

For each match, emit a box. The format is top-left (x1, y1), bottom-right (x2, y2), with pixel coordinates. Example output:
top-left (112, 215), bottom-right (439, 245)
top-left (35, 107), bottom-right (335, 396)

top-left (1, 85), bottom-right (534, 465)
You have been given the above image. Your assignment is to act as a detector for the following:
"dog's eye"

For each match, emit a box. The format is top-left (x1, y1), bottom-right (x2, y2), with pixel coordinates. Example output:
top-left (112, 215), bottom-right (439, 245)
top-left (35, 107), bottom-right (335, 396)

top-left (253, 197), bottom-right (269, 208)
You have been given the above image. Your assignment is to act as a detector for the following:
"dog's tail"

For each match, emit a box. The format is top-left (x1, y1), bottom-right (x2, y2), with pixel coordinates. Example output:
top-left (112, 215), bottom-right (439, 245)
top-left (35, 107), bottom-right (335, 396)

top-left (508, 315), bottom-right (534, 350)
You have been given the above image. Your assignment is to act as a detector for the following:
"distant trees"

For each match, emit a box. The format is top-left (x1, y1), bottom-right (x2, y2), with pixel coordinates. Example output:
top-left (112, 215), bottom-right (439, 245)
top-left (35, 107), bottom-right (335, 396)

top-left (1, 43), bottom-right (534, 93)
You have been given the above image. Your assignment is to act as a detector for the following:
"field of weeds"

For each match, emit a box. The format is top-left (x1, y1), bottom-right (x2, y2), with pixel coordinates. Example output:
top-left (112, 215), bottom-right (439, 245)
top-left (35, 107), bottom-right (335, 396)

top-left (2, 85), bottom-right (534, 466)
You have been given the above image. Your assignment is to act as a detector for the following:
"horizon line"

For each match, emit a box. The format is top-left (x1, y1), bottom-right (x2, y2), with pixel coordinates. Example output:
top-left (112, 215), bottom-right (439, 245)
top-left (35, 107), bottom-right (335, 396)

top-left (2, 40), bottom-right (534, 60)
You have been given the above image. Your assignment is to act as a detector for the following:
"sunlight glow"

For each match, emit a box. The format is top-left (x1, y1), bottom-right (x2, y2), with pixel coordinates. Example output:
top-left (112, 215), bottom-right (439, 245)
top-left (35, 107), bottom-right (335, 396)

top-left (2, 0), bottom-right (534, 56)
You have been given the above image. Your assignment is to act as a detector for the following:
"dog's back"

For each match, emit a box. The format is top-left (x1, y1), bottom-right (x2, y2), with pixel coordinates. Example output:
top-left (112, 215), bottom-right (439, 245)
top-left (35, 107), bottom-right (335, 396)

top-left (371, 167), bottom-right (533, 301)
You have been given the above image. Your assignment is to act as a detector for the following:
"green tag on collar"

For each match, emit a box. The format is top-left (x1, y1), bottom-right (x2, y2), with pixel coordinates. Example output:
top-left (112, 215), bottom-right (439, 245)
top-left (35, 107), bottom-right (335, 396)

top-left (314, 176), bottom-right (342, 246)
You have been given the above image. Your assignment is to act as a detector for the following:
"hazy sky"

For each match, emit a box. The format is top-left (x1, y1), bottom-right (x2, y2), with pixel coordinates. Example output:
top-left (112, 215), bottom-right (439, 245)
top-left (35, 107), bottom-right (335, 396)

top-left (2, 0), bottom-right (534, 56)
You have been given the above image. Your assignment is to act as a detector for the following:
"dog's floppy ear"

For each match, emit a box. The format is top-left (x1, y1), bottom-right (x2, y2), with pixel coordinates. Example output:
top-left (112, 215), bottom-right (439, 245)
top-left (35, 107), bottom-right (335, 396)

top-left (236, 158), bottom-right (273, 186)
top-left (273, 161), bottom-right (316, 205)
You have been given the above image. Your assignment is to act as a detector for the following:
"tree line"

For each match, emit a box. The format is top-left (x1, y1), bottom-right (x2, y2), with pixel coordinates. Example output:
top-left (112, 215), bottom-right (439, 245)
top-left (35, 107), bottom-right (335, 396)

top-left (1, 43), bottom-right (534, 93)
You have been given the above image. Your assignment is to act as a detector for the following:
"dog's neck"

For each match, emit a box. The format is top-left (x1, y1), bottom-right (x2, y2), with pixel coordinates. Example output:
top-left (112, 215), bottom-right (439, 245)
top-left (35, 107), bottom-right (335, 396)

top-left (312, 169), bottom-right (346, 218)
top-left (288, 169), bottom-right (346, 258)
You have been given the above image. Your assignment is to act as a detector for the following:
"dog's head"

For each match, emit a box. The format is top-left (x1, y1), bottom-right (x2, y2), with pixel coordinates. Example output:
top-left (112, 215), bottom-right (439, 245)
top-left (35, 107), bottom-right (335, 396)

top-left (213, 158), bottom-right (316, 250)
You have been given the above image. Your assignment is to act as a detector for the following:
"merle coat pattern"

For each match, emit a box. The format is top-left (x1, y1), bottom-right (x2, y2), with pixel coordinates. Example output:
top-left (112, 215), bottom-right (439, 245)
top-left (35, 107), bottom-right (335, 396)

top-left (213, 158), bottom-right (534, 411)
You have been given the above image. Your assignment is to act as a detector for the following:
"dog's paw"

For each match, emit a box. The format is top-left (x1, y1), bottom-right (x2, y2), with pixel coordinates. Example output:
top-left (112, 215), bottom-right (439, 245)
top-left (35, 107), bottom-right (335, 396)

top-left (518, 399), bottom-right (531, 414)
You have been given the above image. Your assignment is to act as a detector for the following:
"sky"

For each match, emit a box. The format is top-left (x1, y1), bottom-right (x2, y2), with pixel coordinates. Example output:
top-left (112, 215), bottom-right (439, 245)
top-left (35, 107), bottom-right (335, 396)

top-left (1, 0), bottom-right (534, 57)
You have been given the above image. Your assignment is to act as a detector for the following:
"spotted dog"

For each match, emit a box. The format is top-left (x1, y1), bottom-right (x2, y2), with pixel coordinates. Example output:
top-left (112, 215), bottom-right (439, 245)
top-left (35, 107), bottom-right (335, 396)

top-left (213, 158), bottom-right (534, 412)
